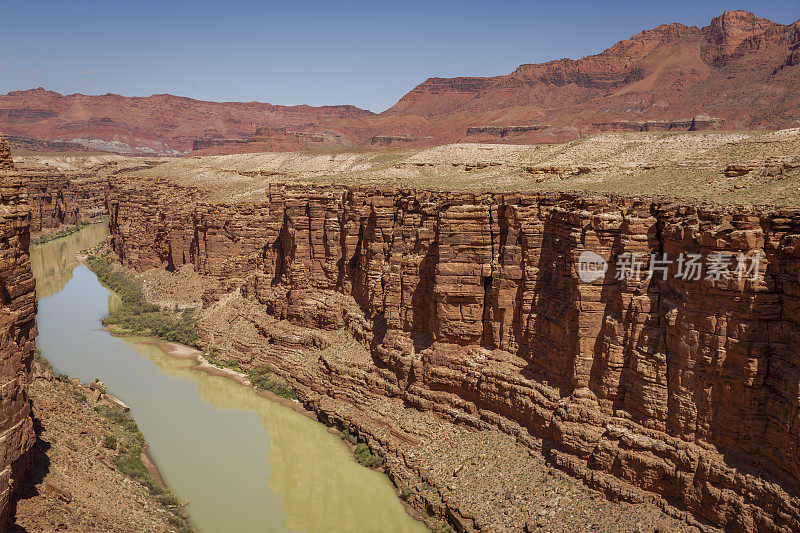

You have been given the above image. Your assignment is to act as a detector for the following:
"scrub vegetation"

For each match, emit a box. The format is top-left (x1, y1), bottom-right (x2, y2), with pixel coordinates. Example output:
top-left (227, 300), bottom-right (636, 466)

top-left (339, 428), bottom-right (385, 468)
top-left (354, 442), bottom-right (384, 469)
top-left (203, 346), bottom-right (243, 372)
top-left (94, 404), bottom-right (193, 532)
top-left (247, 366), bottom-right (297, 399)
top-left (33, 348), bottom-right (54, 374)
top-left (85, 253), bottom-right (199, 347)
top-left (31, 218), bottom-right (107, 245)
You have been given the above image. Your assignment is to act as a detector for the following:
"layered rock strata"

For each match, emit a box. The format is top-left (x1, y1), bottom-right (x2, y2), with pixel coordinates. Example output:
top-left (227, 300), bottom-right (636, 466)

top-left (26, 173), bottom-right (106, 233)
top-left (0, 140), bottom-right (36, 528)
top-left (466, 125), bottom-right (549, 137)
top-left (192, 127), bottom-right (352, 154)
top-left (106, 179), bottom-right (800, 531)
top-left (592, 115), bottom-right (725, 132)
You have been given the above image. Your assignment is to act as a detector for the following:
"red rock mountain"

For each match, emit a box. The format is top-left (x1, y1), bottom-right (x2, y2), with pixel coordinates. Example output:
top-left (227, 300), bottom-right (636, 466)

top-left (1, 11), bottom-right (799, 153)
top-left (0, 89), bottom-right (373, 154)
top-left (325, 10), bottom-right (800, 145)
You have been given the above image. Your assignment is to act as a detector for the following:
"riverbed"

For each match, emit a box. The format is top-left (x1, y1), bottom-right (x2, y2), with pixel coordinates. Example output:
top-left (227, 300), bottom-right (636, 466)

top-left (31, 223), bottom-right (427, 533)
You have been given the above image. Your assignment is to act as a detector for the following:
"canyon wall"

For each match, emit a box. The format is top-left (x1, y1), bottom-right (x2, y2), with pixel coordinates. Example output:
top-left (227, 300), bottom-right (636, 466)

top-left (0, 139), bottom-right (36, 528)
top-left (0, 139), bottom-right (12, 170)
top-left (106, 178), bottom-right (800, 531)
top-left (26, 173), bottom-right (106, 233)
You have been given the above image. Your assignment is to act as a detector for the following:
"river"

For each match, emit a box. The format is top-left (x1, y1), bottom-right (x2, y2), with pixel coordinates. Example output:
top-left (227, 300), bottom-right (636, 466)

top-left (31, 223), bottom-right (427, 533)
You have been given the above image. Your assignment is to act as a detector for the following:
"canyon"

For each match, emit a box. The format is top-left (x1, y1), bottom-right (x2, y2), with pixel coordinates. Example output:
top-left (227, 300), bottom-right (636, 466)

top-left (1, 9), bottom-right (800, 531)
top-left (2, 11), bottom-right (799, 154)
top-left (104, 183), bottom-right (800, 532)
top-left (91, 129), bottom-right (800, 531)
top-left (3, 128), bottom-right (800, 531)
top-left (0, 142), bottom-right (198, 532)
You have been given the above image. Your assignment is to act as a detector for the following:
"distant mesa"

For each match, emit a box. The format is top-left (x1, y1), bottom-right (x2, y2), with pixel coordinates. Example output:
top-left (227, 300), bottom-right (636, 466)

top-left (192, 126), bottom-right (352, 155)
top-left (592, 115), bottom-right (725, 132)
top-left (369, 135), bottom-right (434, 146)
top-left (365, 10), bottom-right (799, 146)
top-left (466, 125), bottom-right (550, 137)
top-left (0, 90), bottom-right (372, 155)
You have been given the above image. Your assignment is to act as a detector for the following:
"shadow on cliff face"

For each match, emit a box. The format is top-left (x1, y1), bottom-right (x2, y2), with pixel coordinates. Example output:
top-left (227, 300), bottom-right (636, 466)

top-left (270, 221), bottom-right (290, 286)
top-left (519, 212), bottom-right (580, 396)
top-left (410, 248), bottom-right (437, 353)
top-left (586, 229), bottom-right (626, 406)
top-left (8, 417), bottom-right (51, 532)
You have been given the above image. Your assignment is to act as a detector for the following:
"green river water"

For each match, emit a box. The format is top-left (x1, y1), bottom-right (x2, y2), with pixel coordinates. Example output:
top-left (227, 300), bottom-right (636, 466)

top-left (31, 223), bottom-right (427, 533)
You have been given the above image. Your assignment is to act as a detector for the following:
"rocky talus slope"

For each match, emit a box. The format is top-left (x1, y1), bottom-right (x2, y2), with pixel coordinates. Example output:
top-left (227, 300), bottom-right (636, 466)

top-left (9, 369), bottom-right (178, 533)
top-left (106, 172), bottom-right (800, 531)
top-left (0, 138), bottom-right (36, 527)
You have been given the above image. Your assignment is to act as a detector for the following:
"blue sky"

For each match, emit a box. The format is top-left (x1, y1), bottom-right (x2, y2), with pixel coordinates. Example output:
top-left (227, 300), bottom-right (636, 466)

top-left (0, 1), bottom-right (797, 112)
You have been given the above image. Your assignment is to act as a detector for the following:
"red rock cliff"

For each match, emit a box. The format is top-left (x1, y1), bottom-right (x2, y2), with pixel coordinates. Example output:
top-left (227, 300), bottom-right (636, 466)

top-left (0, 139), bottom-right (36, 528)
top-left (106, 179), bottom-right (800, 531)
top-left (26, 173), bottom-right (106, 233)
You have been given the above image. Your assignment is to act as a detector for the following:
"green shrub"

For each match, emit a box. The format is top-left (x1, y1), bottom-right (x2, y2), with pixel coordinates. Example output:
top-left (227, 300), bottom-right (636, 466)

top-left (94, 405), bottom-right (143, 438)
top-left (420, 511), bottom-right (456, 533)
top-left (85, 255), bottom-right (199, 347)
top-left (103, 435), bottom-right (118, 449)
top-left (204, 348), bottom-right (242, 372)
top-left (247, 367), bottom-right (297, 399)
top-left (354, 443), bottom-right (384, 468)
top-left (166, 514), bottom-right (193, 533)
top-left (114, 442), bottom-right (149, 479)
top-left (247, 366), bottom-right (271, 385)
top-left (94, 402), bottom-right (193, 531)
top-left (31, 221), bottom-right (92, 245)
top-left (341, 429), bottom-right (358, 445)
top-left (33, 348), bottom-right (54, 373)
top-left (72, 391), bottom-right (88, 403)
top-left (157, 492), bottom-right (181, 507)
top-left (94, 406), bottom-right (148, 480)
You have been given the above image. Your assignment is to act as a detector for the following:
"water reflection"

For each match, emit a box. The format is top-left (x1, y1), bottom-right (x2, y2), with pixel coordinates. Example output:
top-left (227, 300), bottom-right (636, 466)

top-left (30, 222), bottom-right (110, 299)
